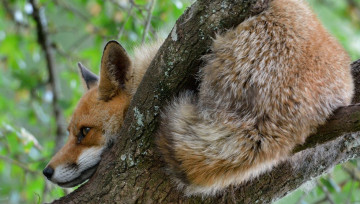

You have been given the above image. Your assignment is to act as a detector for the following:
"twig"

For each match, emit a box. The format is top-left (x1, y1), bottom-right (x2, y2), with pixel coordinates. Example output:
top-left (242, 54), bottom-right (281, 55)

top-left (54, 34), bottom-right (90, 60)
top-left (342, 163), bottom-right (360, 183)
top-left (345, 178), bottom-right (354, 204)
top-left (0, 155), bottom-right (38, 175)
top-left (347, 0), bottom-right (360, 23)
top-left (53, 0), bottom-right (105, 38)
top-left (316, 181), bottom-right (336, 204)
top-left (2, 0), bottom-right (29, 28)
top-left (53, 0), bottom-right (89, 21)
top-left (142, 0), bottom-right (156, 44)
top-left (109, 0), bottom-right (150, 40)
top-left (314, 197), bottom-right (327, 204)
top-left (28, 0), bottom-right (67, 153)
top-left (127, 0), bottom-right (147, 16)
top-left (117, 2), bottom-right (134, 39)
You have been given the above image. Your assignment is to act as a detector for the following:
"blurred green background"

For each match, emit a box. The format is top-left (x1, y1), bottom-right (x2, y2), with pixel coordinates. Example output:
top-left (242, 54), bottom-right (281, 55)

top-left (0, 0), bottom-right (359, 203)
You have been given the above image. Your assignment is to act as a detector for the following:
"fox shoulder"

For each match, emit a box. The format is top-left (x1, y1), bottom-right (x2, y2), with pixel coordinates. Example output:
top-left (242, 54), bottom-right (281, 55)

top-left (156, 0), bottom-right (354, 196)
top-left (126, 40), bottom-right (164, 96)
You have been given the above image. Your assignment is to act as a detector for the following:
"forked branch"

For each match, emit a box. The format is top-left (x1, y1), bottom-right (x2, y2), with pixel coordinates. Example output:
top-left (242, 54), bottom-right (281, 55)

top-left (51, 0), bottom-right (360, 203)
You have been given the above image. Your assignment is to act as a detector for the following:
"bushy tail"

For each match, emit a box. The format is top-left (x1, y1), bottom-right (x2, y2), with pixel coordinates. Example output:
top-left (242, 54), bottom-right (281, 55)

top-left (156, 92), bottom-right (293, 196)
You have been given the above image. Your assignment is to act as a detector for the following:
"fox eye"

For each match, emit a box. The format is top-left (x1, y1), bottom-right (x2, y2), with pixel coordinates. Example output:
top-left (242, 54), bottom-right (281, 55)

top-left (77, 127), bottom-right (91, 144)
top-left (81, 127), bottom-right (91, 136)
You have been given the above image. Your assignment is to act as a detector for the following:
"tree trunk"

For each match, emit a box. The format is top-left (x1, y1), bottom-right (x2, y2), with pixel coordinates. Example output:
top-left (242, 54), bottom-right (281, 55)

top-left (51, 0), bottom-right (360, 203)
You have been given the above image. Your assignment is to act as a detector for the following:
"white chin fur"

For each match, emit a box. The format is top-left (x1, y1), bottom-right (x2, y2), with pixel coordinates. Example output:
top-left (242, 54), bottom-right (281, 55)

top-left (51, 147), bottom-right (104, 187)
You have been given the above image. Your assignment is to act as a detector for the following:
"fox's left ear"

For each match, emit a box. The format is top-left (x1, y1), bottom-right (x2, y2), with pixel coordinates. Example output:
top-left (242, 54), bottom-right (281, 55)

top-left (98, 40), bottom-right (131, 101)
top-left (78, 62), bottom-right (99, 90)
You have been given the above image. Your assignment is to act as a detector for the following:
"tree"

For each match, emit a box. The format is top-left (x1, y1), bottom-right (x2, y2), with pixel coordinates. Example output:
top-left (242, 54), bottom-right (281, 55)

top-left (50, 0), bottom-right (360, 203)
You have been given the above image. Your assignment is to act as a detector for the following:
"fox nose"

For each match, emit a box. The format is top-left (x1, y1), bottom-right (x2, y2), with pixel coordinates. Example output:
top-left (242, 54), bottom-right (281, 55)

top-left (43, 166), bottom-right (54, 179)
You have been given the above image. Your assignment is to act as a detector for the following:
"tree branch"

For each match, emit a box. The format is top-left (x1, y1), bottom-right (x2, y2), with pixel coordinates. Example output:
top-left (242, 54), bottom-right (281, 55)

top-left (0, 155), bottom-right (38, 175)
top-left (294, 59), bottom-right (360, 152)
top-left (141, 0), bottom-right (156, 44)
top-left (51, 0), bottom-right (360, 203)
top-left (2, 0), bottom-right (29, 28)
top-left (29, 0), bottom-right (67, 153)
top-left (51, 0), bottom-right (270, 203)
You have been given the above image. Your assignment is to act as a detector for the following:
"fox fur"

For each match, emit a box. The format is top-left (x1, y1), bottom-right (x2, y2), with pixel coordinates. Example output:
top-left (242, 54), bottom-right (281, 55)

top-left (156, 0), bottom-right (354, 196)
top-left (43, 41), bottom-right (162, 187)
top-left (43, 0), bottom-right (354, 197)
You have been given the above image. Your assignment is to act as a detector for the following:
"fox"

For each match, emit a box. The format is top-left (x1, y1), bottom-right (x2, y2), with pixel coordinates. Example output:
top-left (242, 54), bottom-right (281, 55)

top-left (42, 41), bottom-right (161, 187)
top-left (43, 0), bottom-right (354, 197)
top-left (156, 0), bottom-right (354, 196)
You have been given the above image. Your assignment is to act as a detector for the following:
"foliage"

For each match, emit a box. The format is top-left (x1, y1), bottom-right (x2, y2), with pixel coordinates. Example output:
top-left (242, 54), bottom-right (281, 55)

top-left (0, 0), bottom-right (359, 203)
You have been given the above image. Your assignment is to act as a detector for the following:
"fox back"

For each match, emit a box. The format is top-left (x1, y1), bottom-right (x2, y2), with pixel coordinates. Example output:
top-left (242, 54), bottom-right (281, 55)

top-left (156, 0), bottom-right (354, 196)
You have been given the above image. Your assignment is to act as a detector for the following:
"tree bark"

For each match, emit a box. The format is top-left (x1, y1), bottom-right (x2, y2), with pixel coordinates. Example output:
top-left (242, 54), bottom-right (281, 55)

top-left (51, 0), bottom-right (360, 203)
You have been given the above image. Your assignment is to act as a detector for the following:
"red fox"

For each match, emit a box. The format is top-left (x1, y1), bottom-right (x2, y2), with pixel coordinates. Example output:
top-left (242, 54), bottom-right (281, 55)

top-left (156, 0), bottom-right (353, 196)
top-left (43, 0), bottom-right (353, 197)
top-left (42, 41), bottom-right (161, 187)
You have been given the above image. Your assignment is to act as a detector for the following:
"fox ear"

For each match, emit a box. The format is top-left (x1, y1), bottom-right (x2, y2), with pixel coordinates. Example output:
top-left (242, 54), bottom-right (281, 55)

top-left (78, 62), bottom-right (99, 90)
top-left (98, 40), bottom-right (131, 101)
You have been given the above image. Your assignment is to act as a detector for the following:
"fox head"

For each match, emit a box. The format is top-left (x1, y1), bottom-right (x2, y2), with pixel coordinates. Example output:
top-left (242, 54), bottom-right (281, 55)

top-left (43, 41), bottom-right (132, 188)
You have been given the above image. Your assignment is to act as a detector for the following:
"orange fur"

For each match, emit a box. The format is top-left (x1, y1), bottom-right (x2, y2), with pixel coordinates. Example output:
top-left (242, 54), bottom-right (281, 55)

top-left (43, 41), bottom-right (161, 187)
top-left (43, 0), bottom-right (353, 196)
top-left (156, 0), bottom-right (353, 196)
